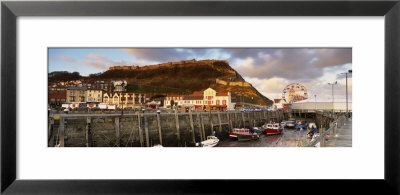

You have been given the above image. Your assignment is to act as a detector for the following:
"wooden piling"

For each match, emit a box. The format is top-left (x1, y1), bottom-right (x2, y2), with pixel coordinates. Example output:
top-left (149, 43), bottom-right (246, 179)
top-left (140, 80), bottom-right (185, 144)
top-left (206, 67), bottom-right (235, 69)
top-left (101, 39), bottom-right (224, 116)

top-left (144, 114), bottom-right (150, 147)
top-left (115, 117), bottom-right (120, 147)
top-left (247, 112), bottom-right (252, 128)
top-left (174, 110), bottom-right (181, 146)
top-left (227, 112), bottom-right (233, 131)
top-left (59, 117), bottom-right (65, 147)
top-left (234, 112), bottom-right (238, 128)
top-left (209, 112), bottom-right (214, 135)
top-left (241, 112), bottom-right (245, 128)
top-left (196, 111), bottom-right (203, 141)
top-left (86, 117), bottom-right (91, 147)
top-left (189, 109), bottom-right (196, 145)
top-left (48, 118), bottom-right (54, 146)
top-left (156, 112), bottom-right (163, 146)
top-left (217, 111), bottom-right (222, 133)
top-left (138, 114), bottom-right (144, 147)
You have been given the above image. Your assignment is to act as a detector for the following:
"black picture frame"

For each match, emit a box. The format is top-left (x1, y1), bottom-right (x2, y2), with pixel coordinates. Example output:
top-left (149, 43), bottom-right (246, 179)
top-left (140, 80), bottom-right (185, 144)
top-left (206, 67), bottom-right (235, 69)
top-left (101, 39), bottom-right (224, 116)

top-left (1, 0), bottom-right (399, 194)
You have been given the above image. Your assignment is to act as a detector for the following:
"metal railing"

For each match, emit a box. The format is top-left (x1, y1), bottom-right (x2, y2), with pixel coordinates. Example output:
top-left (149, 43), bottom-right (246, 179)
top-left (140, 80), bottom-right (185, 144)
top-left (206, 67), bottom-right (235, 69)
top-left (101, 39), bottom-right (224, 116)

top-left (306, 115), bottom-right (346, 147)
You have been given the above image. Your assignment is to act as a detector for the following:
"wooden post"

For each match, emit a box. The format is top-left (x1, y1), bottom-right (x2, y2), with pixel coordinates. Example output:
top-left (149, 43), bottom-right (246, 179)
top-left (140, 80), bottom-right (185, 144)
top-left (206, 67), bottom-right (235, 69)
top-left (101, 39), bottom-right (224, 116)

top-left (234, 112), bottom-right (238, 128)
top-left (115, 117), bottom-right (120, 147)
top-left (59, 117), bottom-right (65, 147)
top-left (199, 112), bottom-right (206, 140)
top-left (144, 114), bottom-right (150, 147)
top-left (217, 111), bottom-right (222, 134)
top-left (241, 111), bottom-right (245, 128)
top-left (86, 117), bottom-right (92, 147)
top-left (156, 112), bottom-right (163, 146)
top-left (227, 112), bottom-right (233, 132)
top-left (48, 118), bottom-right (54, 146)
top-left (196, 111), bottom-right (203, 141)
top-left (189, 109), bottom-right (196, 145)
top-left (248, 112), bottom-right (253, 128)
top-left (174, 110), bottom-right (181, 146)
top-left (138, 114), bottom-right (144, 147)
top-left (209, 112), bottom-right (214, 135)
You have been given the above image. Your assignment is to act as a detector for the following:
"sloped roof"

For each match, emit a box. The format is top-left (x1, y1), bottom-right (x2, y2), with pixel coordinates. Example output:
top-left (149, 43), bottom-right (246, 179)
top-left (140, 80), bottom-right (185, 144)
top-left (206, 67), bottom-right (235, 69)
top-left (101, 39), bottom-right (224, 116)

top-left (183, 96), bottom-right (203, 100)
top-left (216, 92), bottom-right (228, 96)
top-left (191, 91), bottom-right (203, 96)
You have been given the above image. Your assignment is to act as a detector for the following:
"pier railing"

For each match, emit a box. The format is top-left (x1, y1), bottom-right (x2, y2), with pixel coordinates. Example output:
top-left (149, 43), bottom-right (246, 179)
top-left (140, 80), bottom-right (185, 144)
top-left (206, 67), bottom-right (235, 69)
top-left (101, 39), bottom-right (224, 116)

top-left (306, 115), bottom-right (347, 147)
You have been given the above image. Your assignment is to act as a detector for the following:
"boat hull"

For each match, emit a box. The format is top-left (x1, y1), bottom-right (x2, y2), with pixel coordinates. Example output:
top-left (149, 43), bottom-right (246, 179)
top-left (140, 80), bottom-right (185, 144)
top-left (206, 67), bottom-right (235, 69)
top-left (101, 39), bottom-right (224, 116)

top-left (238, 134), bottom-right (259, 141)
top-left (266, 129), bottom-right (283, 135)
top-left (229, 132), bottom-right (238, 140)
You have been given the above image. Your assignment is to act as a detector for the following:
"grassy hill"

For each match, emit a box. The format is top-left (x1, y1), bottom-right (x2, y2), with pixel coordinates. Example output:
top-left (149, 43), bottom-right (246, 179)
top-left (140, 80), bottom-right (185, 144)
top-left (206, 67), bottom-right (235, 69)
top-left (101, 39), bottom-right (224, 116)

top-left (51, 60), bottom-right (273, 106)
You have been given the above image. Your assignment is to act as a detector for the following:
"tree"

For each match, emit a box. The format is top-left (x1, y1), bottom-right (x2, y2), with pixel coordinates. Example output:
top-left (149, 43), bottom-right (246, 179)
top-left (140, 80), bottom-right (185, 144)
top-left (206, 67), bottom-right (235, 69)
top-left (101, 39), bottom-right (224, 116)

top-left (170, 100), bottom-right (175, 109)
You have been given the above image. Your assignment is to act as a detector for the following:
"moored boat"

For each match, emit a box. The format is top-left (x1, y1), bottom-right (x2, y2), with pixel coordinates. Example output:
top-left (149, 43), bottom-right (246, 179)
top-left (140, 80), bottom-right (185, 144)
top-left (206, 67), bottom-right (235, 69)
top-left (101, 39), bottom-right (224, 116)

top-left (262, 122), bottom-right (284, 135)
top-left (196, 136), bottom-right (219, 147)
top-left (252, 127), bottom-right (263, 135)
top-left (295, 120), bottom-right (305, 130)
top-left (285, 118), bottom-right (296, 128)
top-left (229, 128), bottom-right (259, 141)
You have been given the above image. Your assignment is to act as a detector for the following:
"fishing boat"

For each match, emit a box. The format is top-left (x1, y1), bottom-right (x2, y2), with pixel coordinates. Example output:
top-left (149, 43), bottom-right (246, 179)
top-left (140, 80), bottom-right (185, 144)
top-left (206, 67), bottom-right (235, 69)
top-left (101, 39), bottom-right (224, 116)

top-left (307, 122), bottom-right (317, 130)
top-left (295, 120), bottom-right (306, 130)
top-left (285, 118), bottom-right (296, 128)
top-left (262, 122), bottom-right (284, 135)
top-left (252, 127), bottom-right (263, 135)
top-left (280, 120), bottom-right (287, 127)
top-left (229, 128), bottom-right (259, 141)
top-left (196, 136), bottom-right (219, 147)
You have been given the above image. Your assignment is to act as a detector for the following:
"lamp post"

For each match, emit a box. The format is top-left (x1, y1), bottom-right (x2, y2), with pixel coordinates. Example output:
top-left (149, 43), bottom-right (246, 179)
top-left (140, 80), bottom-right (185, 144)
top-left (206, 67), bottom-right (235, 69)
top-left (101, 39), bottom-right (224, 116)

top-left (341, 70), bottom-right (352, 119)
top-left (328, 81), bottom-right (337, 113)
top-left (117, 83), bottom-right (126, 116)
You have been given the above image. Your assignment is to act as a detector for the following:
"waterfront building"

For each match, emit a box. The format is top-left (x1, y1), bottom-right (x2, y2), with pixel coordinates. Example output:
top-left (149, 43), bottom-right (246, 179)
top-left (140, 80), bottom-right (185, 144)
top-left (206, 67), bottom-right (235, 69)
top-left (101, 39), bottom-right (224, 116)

top-left (87, 89), bottom-right (104, 103)
top-left (48, 85), bottom-right (67, 107)
top-left (164, 94), bottom-right (184, 108)
top-left (66, 87), bottom-right (87, 103)
top-left (163, 87), bottom-right (234, 111)
top-left (102, 92), bottom-right (147, 108)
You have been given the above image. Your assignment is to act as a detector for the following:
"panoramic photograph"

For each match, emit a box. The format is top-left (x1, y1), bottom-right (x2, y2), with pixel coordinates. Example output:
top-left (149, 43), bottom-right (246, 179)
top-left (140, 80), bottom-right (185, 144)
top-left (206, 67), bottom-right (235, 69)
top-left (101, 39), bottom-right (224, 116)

top-left (48, 48), bottom-right (352, 147)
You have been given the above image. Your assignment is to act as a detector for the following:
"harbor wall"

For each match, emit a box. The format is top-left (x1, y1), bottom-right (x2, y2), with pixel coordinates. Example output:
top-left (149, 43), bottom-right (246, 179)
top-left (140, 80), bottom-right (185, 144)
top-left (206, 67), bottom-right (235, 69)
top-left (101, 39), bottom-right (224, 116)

top-left (48, 110), bottom-right (290, 147)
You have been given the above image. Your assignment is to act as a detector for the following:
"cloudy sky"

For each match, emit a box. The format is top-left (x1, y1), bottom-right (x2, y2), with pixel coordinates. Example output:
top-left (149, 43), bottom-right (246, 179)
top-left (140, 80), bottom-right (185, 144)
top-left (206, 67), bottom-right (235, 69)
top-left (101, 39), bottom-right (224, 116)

top-left (49, 48), bottom-right (352, 101)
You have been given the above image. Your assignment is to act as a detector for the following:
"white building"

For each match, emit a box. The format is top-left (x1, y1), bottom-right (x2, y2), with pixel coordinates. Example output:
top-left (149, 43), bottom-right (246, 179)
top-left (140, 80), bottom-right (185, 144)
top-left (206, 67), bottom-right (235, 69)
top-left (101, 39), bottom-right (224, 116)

top-left (164, 87), bottom-right (235, 111)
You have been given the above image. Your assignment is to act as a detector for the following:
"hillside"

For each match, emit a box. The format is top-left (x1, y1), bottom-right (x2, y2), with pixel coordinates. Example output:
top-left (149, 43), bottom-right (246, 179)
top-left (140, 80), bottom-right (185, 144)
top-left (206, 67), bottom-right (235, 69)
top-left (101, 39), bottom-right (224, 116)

top-left (53, 60), bottom-right (273, 106)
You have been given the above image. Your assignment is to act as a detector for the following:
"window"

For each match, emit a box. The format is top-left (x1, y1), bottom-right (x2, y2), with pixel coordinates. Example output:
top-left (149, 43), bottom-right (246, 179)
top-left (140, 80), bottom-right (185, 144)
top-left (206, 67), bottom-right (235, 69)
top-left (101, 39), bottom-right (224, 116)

top-left (216, 100), bottom-right (220, 105)
top-left (223, 100), bottom-right (226, 105)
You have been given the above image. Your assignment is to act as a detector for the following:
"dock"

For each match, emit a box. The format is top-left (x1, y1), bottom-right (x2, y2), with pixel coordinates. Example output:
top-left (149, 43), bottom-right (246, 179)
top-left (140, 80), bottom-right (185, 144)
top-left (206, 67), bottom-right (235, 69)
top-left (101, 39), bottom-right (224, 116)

top-left (327, 118), bottom-right (352, 147)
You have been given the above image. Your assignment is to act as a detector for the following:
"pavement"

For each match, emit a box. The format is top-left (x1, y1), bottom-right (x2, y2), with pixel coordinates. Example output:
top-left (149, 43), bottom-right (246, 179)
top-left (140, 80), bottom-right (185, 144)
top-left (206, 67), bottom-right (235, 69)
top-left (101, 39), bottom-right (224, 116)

top-left (326, 118), bottom-right (352, 147)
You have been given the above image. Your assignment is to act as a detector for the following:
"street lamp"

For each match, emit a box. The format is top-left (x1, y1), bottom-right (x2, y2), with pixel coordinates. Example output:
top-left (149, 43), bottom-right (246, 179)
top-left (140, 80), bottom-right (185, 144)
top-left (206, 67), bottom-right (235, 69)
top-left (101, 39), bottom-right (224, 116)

top-left (341, 69), bottom-right (352, 119)
top-left (328, 81), bottom-right (337, 113)
top-left (116, 83), bottom-right (126, 116)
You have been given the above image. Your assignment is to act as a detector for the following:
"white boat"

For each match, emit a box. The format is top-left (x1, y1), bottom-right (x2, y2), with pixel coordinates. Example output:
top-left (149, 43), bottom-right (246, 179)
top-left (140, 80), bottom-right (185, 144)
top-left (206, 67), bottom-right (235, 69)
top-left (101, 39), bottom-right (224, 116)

top-left (196, 136), bottom-right (219, 147)
top-left (308, 122), bottom-right (317, 129)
